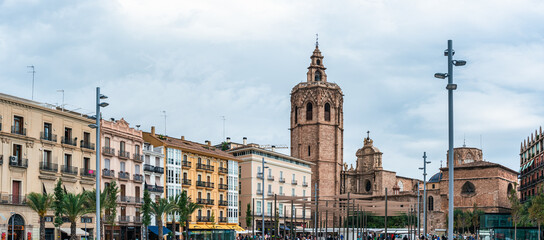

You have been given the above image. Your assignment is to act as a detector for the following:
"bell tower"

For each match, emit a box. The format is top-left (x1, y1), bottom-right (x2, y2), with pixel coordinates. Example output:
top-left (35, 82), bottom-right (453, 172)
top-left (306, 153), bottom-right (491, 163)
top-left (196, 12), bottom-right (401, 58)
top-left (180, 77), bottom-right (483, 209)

top-left (290, 44), bottom-right (344, 198)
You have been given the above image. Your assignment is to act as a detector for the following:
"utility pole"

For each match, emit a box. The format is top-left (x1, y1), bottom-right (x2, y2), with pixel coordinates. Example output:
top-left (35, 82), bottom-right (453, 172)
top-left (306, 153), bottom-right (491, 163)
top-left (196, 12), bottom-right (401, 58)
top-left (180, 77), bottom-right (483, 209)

top-left (419, 152), bottom-right (431, 237)
top-left (314, 183), bottom-right (318, 239)
top-left (27, 65), bottom-right (35, 100)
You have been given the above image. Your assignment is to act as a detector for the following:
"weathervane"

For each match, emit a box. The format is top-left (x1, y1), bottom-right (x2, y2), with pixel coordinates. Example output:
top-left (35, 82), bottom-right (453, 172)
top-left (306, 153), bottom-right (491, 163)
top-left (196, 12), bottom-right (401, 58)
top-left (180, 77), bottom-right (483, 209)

top-left (315, 33), bottom-right (319, 47)
top-left (367, 130), bottom-right (370, 140)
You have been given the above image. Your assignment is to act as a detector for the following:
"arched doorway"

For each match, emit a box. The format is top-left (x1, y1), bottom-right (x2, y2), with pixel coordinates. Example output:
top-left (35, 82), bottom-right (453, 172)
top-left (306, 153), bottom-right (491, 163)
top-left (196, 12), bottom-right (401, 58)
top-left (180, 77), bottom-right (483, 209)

top-left (8, 213), bottom-right (25, 240)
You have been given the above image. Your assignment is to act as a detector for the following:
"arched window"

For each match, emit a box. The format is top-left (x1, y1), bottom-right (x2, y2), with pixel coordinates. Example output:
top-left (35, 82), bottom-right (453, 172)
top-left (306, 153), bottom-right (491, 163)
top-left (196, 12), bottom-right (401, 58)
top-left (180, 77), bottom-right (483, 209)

top-left (316, 59), bottom-right (321, 65)
top-left (315, 71), bottom-right (322, 81)
top-left (507, 183), bottom-right (514, 195)
top-left (306, 103), bottom-right (313, 121)
top-left (294, 106), bottom-right (298, 124)
top-left (397, 181), bottom-right (404, 192)
top-left (461, 181), bottom-right (476, 195)
top-left (324, 103), bottom-right (331, 121)
top-left (428, 196), bottom-right (434, 211)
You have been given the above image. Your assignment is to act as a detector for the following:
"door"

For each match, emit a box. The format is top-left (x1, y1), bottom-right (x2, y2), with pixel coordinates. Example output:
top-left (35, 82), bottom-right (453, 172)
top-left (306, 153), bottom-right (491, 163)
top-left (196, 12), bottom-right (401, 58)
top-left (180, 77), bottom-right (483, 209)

top-left (120, 184), bottom-right (126, 198)
top-left (12, 181), bottom-right (21, 204)
top-left (135, 186), bottom-right (140, 200)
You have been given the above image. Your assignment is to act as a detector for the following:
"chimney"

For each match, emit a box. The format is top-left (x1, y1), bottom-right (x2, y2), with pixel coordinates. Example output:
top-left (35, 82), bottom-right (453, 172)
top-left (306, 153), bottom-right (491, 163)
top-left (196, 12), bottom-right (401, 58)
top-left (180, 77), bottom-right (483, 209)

top-left (151, 126), bottom-right (155, 136)
top-left (226, 137), bottom-right (231, 143)
top-left (181, 136), bottom-right (185, 140)
top-left (272, 145), bottom-right (276, 152)
top-left (243, 137), bottom-right (247, 145)
top-left (205, 140), bottom-right (211, 146)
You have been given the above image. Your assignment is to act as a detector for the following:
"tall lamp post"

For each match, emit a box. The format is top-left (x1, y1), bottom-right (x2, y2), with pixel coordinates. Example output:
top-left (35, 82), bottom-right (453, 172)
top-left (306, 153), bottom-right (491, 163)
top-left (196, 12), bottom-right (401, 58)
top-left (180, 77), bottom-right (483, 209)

top-left (434, 40), bottom-right (466, 240)
top-left (89, 87), bottom-right (109, 240)
top-left (419, 152), bottom-right (431, 237)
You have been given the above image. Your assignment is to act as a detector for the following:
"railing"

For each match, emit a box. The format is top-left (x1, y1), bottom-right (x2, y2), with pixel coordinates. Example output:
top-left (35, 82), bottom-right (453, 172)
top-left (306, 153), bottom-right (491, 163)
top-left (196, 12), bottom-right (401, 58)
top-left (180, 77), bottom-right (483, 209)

top-left (267, 191), bottom-right (274, 196)
top-left (61, 165), bottom-right (78, 175)
top-left (9, 157), bottom-right (28, 168)
top-left (291, 180), bottom-right (298, 185)
top-left (80, 141), bottom-right (95, 150)
top-left (145, 185), bottom-right (164, 193)
top-left (119, 196), bottom-right (142, 204)
top-left (182, 179), bottom-right (192, 186)
top-left (219, 167), bottom-right (228, 174)
top-left (102, 169), bottom-right (115, 178)
top-left (133, 174), bottom-right (144, 182)
top-left (61, 137), bottom-right (77, 146)
top-left (118, 171), bottom-right (130, 180)
top-left (11, 126), bottom-right (26, 136)
top-left (134, 216), bottom-right (142, 223)
top-left (119, 216), bottom-right (130, 222)
top-left (81, 168), bottom-right (96, 178)
top-left (279, 177), bottom-right (285, 183)
top-left (40, 161), bottom-right (58, 172)
top-left (40, 132), bottom-right (57, 142)
top-left (196, 163), bottom-right (214, 171)
top-left (154, 166), bottom-right (164, 174)
top-left (257, 172), bottom-right (263, 179)
top-left (182, 161), bottom-right (192, 168)
top-left (103, 147), bottom-right (115, 156)
top-left (218, 184), bottom-right (228, 190)
top-left (219, 217), bottom-right (227, 223)
top-left (144, 164), bottom-right (154, 172)
top-left (267, 175), bottom-right (275, 181)
top-left (133, 153), bottom-right (143, 162)
top-left (196, 198), bottom-right (214, 205)
top-left (118, 150), bottom-right (130, 159)
top-left (302, 182), bottom-right (308, 187)
top-left (0, 194), bottom-right (26, 205)
top-left (219, 200), bottom-right (228, 206)
top-left (257, 189), bottom-right (263, 195)
top-left (197, 216), bottom-right (210, 222)
top-left (196, 181), bottom-right (214, 188)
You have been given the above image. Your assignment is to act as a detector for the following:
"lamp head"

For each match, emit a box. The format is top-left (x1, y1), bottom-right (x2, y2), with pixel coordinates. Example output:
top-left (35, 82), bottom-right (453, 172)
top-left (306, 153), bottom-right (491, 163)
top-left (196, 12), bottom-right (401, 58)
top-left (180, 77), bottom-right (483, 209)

top-left (444, 49), bottom-right (455, 56)
top-left (88, 124), bottom-right (98, 129)
top-left (419, 167), bottom-right (424, 170)
top-left (434, 73), bottom-right (448, 79)
top-left (453, 60), bottom-right (466, 66)
top-left (99, 102), bottom-right (109, 107)
top-left (88, 115), bottom-right (97, 120)
top-left (99, 94), bottom-right (108, 99)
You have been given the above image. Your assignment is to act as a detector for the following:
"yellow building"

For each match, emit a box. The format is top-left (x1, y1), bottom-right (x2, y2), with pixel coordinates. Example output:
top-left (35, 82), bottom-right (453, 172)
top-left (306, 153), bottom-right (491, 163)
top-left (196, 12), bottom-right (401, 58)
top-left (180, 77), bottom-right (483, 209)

top-left (143, 127), bottom-right (242, 238)
top-left (0, 92), bottom-right (97, 240)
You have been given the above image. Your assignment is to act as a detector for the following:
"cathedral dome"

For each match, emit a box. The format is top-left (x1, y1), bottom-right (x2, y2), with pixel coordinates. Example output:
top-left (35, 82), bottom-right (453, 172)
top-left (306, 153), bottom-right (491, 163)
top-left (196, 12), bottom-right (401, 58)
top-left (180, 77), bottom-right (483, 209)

top-left (429, 172), bottom-right (442, 183)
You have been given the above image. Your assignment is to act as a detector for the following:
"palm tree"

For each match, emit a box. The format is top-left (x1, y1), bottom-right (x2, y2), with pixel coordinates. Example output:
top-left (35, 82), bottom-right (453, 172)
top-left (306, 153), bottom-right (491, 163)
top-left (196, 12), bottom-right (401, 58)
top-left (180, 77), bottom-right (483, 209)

top-left (86, 189), bottom-right (108, 239)
top-left (63, 193), bottom-right (92, 240)
top-left (171, 191), bottom-right (202, 239)
top-left (26, 192), bottom-right (53, 240)
top-left (183, 202), bottom-right (202, 239)
top-left (152, 198), bottom-right (175, 240)
top-left (509, 186), bottom-right (522, 240)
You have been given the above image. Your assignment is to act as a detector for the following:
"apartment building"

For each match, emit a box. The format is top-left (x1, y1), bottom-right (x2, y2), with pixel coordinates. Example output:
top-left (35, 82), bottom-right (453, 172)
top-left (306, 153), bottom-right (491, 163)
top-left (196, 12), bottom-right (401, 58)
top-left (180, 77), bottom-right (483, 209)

top-left (142, 127), bottom-right (242, 239)
top-left (142, 142), bottom-right (165, 225)
top-left (519, 127), bottom-right (544, 202)
top-left (224, 138), bottom-right (313, 234)
top-left (100, 118), bottom-right (144, 240)
top-left (0, 92), bottom-right (97, 240)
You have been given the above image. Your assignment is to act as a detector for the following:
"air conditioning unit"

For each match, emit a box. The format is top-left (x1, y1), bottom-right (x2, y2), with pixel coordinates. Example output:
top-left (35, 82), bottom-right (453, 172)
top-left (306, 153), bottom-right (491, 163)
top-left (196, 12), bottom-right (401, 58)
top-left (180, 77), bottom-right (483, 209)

top-left (10, 156), bottom-right (17, 164)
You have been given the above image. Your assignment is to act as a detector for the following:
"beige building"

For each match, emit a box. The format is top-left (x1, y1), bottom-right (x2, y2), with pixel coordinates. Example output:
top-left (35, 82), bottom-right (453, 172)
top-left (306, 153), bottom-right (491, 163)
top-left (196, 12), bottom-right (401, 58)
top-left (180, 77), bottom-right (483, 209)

top-left (0, 92), bottom-right (97, 240)
top-left (225, 139), bottom-right (313, 234)
top-left (100, 118), bottom-right (144, 240)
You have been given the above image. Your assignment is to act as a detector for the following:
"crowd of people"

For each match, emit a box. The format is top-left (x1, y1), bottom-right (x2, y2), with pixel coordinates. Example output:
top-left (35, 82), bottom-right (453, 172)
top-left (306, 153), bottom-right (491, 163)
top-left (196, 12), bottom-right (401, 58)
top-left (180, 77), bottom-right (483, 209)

top-left (236, 233), bottom-right (479, 240)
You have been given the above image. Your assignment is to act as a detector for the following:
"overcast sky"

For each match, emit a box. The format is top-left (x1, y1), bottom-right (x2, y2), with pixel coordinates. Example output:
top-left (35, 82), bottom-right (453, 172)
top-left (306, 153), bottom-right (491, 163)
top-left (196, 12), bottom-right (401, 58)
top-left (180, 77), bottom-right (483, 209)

top-left (2, 0), bottom-right (544, 180)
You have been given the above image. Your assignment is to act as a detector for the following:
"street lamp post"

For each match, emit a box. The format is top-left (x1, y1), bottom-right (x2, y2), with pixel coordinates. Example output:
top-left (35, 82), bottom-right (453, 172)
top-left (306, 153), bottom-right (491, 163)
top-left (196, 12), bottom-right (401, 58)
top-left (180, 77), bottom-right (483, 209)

top-left (89, 87), bottom-right (109, 240)
top-left (11, 212), bottom-right (14, 240)
top-left (434, 39), bottom-right (466, 240)
top-left (419, 152), bottom-right (431, 237)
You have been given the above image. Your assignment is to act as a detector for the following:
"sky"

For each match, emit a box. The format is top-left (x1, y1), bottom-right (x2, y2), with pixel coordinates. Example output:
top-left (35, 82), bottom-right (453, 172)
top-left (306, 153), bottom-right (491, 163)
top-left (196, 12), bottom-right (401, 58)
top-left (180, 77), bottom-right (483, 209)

top-left (2, 0), bottom-right (544, 180)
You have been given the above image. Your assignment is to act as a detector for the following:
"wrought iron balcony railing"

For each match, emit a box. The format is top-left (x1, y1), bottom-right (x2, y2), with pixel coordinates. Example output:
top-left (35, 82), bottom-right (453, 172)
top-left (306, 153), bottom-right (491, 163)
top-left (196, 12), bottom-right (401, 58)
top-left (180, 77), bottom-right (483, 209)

top-left (103, 147), bottom-right (115, 156)
top-left (11, 126), bottom-right (26, 136)
top-left (81, 168), bottom-right (96, 178)
top-left (40, 161), bottom-right (58, 172)
top-left (40, 132), bottom-right (57, 142)
top-left (61, 137), bottom-right (77, 146)
top-left (61, 165), bottom-right (78, 175)
top-left (80, 141), bottom-right (95, 150)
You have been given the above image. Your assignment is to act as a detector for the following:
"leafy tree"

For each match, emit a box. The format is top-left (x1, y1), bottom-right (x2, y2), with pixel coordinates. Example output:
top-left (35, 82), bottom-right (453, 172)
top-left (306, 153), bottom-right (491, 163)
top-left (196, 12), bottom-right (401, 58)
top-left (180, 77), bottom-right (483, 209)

top-left (210, 211), bottom-right (216, 229)
top-left (105, 181), bottom-right (119, 240)
top-left (142, 189), bottom-right (152, 240)
top-left (151, 198), bottom-right (175, 240)
top-left (53, 179), bottom-right (65, 236)
top-left (508, 187), bottom-right (522, 240)
top-left (86, 188), bottom-right (108, 239)
top-left (63, 193), bottom-right (91, 240)
top-left (529, 191), bottom-right (544, 240)
top-left (246, 203), bottom-right (252, 228)
top-left (26, 192), bottom-right (53, 240)
top-left (471, 204), bottom-right (484, 238)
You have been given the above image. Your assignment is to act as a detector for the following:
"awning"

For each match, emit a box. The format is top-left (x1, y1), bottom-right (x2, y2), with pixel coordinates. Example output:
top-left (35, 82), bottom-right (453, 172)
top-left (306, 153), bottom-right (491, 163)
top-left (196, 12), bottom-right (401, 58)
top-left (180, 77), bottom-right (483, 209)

top-left (64, 184), bottom-right (76, 194)
top-left (189, 224), bottom-right (243, 231)
top-left (148, 226), bottom-right (171, 236)
top-left (279, 225), bottom-right (291, 230)
top-left (42, 181), bottom-right (56, 195)
top-left (60, 228), bottom-right (89, 236)
top-left (529, 159), bottom-right (535, 168)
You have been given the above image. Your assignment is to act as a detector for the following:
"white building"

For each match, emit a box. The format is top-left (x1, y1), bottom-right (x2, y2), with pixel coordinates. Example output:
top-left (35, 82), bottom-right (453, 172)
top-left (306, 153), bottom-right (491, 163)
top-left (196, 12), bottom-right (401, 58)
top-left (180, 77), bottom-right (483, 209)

top-left (143, 142), bottom-right (165, 225)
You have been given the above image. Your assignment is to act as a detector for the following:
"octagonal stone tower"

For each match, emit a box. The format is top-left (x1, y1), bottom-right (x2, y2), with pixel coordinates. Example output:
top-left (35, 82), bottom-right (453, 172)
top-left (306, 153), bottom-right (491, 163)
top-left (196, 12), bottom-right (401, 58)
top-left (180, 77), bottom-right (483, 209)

top-left (290, 45), bottom-right (344, 199)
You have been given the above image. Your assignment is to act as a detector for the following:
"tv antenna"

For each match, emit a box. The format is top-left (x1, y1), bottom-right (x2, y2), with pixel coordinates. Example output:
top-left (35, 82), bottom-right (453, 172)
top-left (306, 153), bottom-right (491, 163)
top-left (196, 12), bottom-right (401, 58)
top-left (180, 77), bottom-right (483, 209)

top-left (162, 110), bottom-right (167, 136)
top-left (57, 90), bottom-right (64, 111)
top-left (27, 65), bottom-right (35, 100)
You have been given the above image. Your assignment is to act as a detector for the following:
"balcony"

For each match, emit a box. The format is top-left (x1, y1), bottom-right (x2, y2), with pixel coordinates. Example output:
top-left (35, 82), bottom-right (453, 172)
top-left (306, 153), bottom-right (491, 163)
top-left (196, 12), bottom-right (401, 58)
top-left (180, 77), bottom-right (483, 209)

top-left (61, 137), bottom-right (77, 146)
top-left (80, 141), bottom-right (95, 150)
top-left (196, 198), bottom-right (214, 206)
top-left (134, 216), bottom-right (142, 223)
top-left (40, 132), bottom-right (57, 142)
top-left (196, 163), bottom-right (214, 172)
top-left (219, 200), bottom-right (228, 206)
top-left (218, 184), bottom-right (228, 191)
top-left (119, 196), bottom-right (142, 204)
top-left (267, 191), bottom-right (274, 196)
top-left (118, 150), bottom-right (130, 159)
top-left (0, 194), bottom-right (26, 205)
top-left (40, 162), bottom-right (58, 173)
top-left (133, 153), bottom-right (143, 162)
top-left (102, 169), bottom-right (115, 178)
top-left (133, 174), bottom-right (144, 182)
top-left (81, 169), bottom-right (96, 178)
top-left (119, 216), bottom-right (130, 223)
top-left (302, 182), bottom-right (308, 187)
top-left (11, 126), bottom-right (26, 136)
top-left (197, 216), bottom-right (210, 222)
top-left (291, 180), bottom-right (298, 186)
top-left (145, 184), bottom-right (164, 193)
top-left (182, 179), bottom-right (192, 186)
top-left (267, 175), bottom-right (275, 181)
top-left (103, 147), bottom-right (115, 156)
top-left (144, 164), bottom-right (154, 172)
top-left (182, 161), bottom-right (192, 169)
top-left (118, 171), bottom-right (130, 181)
top-left (257, 189), bottom-right (263, 195)
top-left (154, 166), bottom-right (164, 174)
top-left (61, 165), bottom-right (78, 175)
top-left (279, 177), bottom-right (285, 183)
top-left (196, 181), bottom-right (214, 189)
top-left (257, 172), bottom-right (263, 179)
top-left (218, 217), bottom-right (227, 223)
top-left (219, 167), bottom-right (228, 174)
top-left (9, 157), bottom-right (28, 168)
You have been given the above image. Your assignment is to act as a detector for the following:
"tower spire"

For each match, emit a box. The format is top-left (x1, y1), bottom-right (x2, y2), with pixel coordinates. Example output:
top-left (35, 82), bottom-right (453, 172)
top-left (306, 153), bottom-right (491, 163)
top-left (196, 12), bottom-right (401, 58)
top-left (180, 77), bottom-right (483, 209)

top-left (316, 33), bottom-right (319, 48)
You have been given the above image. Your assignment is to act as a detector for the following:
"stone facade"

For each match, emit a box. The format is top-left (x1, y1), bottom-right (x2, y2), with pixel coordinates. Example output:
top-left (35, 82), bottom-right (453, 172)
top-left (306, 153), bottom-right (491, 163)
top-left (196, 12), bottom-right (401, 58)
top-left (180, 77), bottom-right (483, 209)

top-left (290, 46), bottom-right (343, 200)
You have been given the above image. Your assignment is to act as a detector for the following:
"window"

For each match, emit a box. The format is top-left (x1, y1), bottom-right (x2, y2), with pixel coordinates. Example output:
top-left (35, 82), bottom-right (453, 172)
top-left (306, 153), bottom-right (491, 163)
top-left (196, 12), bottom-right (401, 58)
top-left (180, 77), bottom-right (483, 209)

top-left (207, 192), bottom-right (211, 200)
top-left (13, 116), bottom-right (24, 133)
top-left (292, 188), bottom-right (295, 196)
top-left (105, 159), bottom-right (110, 170)
top-left (135, 145), bottom-right (140, 155)
top-left (83, 132), bottom-right (91, 145)
top-left (280, 186), bottom-right (283, 195)
top-left (268, 184), bottom-right (271, 193)
top-left (84, 157), bottom-right (90, 171)
top-left (432, 184), bottom-right (435, 189)
top-left (257, 183), bottom-right (261, 192)
top-left (120, 141), bottom-right (126, 152)
top-left (43, 122), bottom-right (52, 139)
top-left (461, 181), bottom-right (476, 195)
top-left (428, 196), bottom-right (434, 211)
top-left (315, 70), bottom-right (321, 81)
top-left (268, 168), bottom-right (272, 177)
top-left (64, 154), bottom-right (72, 167)
top-left (43, 150), bottom-right (52, 164)
top-left (280, 171), bottom-right (283, 179)
top-left (324, 103), bottom-right (331, 121)
top-left (279, 203), bottom-right (284, 216)
top-left (105, 137), bottom-right (110, 147)
top-left (120, 162), bottom-right (126, 172)
top-left (303, 190), bottom-right (306, 197)
top-left (135, 165), bottom-right (140, 174)
top-left (256, 201), bottom-right (262, 214)
top-left (308, 145), bottom-right (311, 156)
top-left (184, 155), bottom-right (188, 162)
top-left (183, 172), bottom-right (188, 180)
top-left (306, 102), bottom-right (313, 120)
top-left (294, 106), bottom-right (298, 124)
top-left (303, 176), bottom-right (306, 183)
top-left (64, 127), bottom-right (72, 139)
top-left (267, 202), bottom-right (272, 214)
top-left (258, 166), bottom-right (261, 174)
